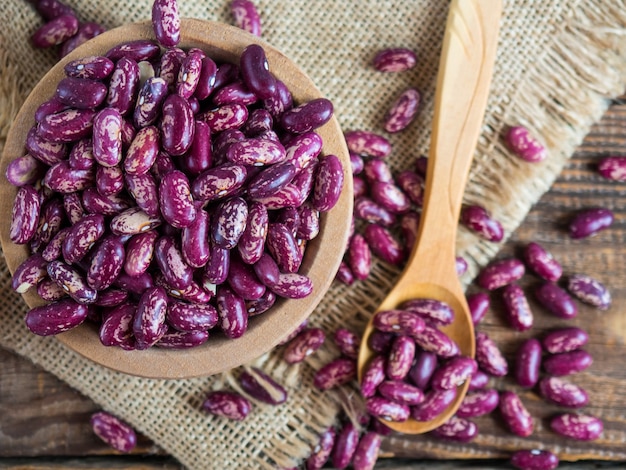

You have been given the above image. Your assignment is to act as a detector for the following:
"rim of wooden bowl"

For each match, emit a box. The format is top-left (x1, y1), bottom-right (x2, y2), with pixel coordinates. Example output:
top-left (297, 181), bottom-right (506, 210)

top-left (0, 18), bottom-right (353, 379)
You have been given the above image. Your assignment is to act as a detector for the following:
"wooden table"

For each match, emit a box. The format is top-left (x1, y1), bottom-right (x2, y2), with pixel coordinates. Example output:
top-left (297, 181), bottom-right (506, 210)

top-left (2, 101), bottom-right (626, 469)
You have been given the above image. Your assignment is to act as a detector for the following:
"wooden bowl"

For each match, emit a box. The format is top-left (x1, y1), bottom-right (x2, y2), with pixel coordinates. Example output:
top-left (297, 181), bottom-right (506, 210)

top-left (0, 19), bottom-right (352, 379)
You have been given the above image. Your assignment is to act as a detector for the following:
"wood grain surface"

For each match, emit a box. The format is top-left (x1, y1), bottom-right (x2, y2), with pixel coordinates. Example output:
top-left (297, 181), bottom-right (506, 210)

top-left (2, 101), bottom-right (626, 468)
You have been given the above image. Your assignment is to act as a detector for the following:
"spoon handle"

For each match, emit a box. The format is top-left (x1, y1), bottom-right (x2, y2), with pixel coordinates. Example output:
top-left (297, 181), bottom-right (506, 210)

top-left (415, 0), bottom-right (502, 263)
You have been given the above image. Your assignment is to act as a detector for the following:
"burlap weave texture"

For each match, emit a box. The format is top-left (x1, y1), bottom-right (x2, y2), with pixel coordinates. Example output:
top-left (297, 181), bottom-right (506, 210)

top-left (2, 0), bottom-right (626, 468)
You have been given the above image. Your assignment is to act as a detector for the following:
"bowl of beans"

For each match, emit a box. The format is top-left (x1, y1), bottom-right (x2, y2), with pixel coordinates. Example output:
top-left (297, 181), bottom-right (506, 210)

top-left (0, 12), bottom-right (352, 378)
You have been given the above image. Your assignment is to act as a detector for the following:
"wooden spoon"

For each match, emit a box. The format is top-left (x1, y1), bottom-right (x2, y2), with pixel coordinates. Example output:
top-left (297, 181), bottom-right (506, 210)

top-left (357, 0), bottom-right (502, 434)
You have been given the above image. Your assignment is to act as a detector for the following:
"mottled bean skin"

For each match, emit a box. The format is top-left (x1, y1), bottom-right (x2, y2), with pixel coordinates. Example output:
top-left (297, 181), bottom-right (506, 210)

top-left (366, 396), bottom-right (410, 422)
top-left (159, 170), bottom-right (196, 228)
top-left (598, 156), bottom-right (626, 181)
top-left (457, 389), bottom-right (500, 418)
top-left (227, 255), bottom-right (266, 300)
top-left (344, 130), bottom-right (391, 158)
top-left (211, 197), bottom-right (248, 249)
top-left (283, 327), bottom-right (326, 364)
top-left (280, 98), bottom-right (333, 134)
top-left (166, 300), bottom-right (218, 333)
top-left (569, 208), bottom-right (614, 239)
top-left (567, 273), bottom-right (611, 310)
top-left (216, 286), bottom-right (248, 339)
top-left (154, 236), bottom-right (193, 290)
top-left (64, 55), bottom-right (114, 80)
top-left (460, 205), bottom-right (504, 242)
top-left (133, 286), bottom-right (168, 349)
top-left (386, 335), bottom-right (416, 380)
top-left (378, 380), bottom-right (424, 406)
top-left (399, 298), bottom-right (455, 326)
top-left (352, 432), bottom-right (381, 470)
top-left (413, 324), bottom-right (459, 358)
top-left (476, 331), bottom-right (508, 377)
top-left (550, 413), bottom-right (603, 441)
top-left (364, 223), bottom-right (404, 265)
top-left (373, 309), bottom-right (425, 336)
top-left (90, 412), bottom-right (137, 453)
top-left (6, 154), bottom-right (45, 187)
top-left (467, 291), bottom-right (490, 325)
top-left (152, 0), bottom-right (180, 47)
top-left (430, 356), bottom-right (477, 390)
top-left (432, 416), bottom-right (478, 443)
top-left (539, 376), bottom-right (589, 408)
top-left (477, 258), bottom-right (525, 290)
top-left (92, 108), bottom-right (122, 167)
top-left (333, 328), bottom-right (361, 359)
top-left (106, 40), bottom-right (160, 62)
top-left (354, 197), bottom-right (396, 227)
top-left (199, 103), bottom-right (249, 133)
top-left (238, 367), bottom-right (287, 405)
top-left (543, 350), bottom-right (593, 376)
top-left (25, 298), bottom-right (89, 336)
top-left (411, 388), bottom-right (456, 422)
top-left (10, 185), bottom-right (40, 244)
top-left (156, 329), bottom-right (210, 349)
top-left (38, 108), bottom-right (96, 143)
top-left (541, 327), bottom-right (589, 354)
top-left (55, 77), bottom-right (107, 109)
top-left (373, 48), bottom-right (417, 72)
top-left (384, 88), bottom-right (420, 133)
top-left (499, 391), bottom-right (533, 437)
top-left (332, 422), bottom-right (359, 470)
top-left (161, 94), bottom-right (195, 156)
top-left (231, 0), bottom-right (262, 36)
top-left (44, 161), bottom-right (95, 193)
top-left (502, 283), bottom-right (534, 331)
top-left (31, 13), bottom-right (78, 48)
top-left (11, 254), bottom-right (48, 294)
top-left (510, 449), bottom-right (559, 470)
top-left (523, 242), bottom-right (562, 282)
top-left (313, 357), bottom-right (356, 390)
top-left (360, 355), bottom-right (386, 398)
top-left (107, 58), bottom-right (140, 115)
top-left (60, 22), bottom-right (106, 57)
top-left (505, 126), bottom-right (547, 162)
top-left (87, 235), bottom-right (125, 291)
top-left (192, 163), bottom-right (247, 202)
top-left (515, 338), bottom-right (542, 388)
top-left (202, 391), bottom-right (251, 421)
top-left (535, 282), bottom-right (578, 319)
top-left (62, 213), bottom-right (106, 264)
top-left (99, 303), bottom-right (136, 349)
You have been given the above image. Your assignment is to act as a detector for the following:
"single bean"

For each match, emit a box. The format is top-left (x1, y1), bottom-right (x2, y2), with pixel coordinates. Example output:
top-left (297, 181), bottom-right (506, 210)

top-left (373, 309), bottom-right (425, 337)
top-left (87, 235), bottom-right (125, 291)
top-left (523, 242), bottom-right (562, 282)
top-left (505, 126), bottom-right (547, 162)
top-left (55, 77), bottom-right (107, 109)
top-left (535, 282), bottom-right (578, 319)
top-left (331, 422), bottom-right (359, 470)
top-left (133, 286), bottom-right (168, 350)
top-left (366, 396), bottom-right (410, 422)
top-left (348, 234), bottom-right (372, 281)
top-left (460, 204), bottom-right (504, 242)
top-left (569, 208), bottom-right (614, 239)
top-left (364, 223), bottom-right (404, 265)
top-left (412, 323), bottom-right (459, 358)
top-left (90, 412), bottom-right (137, 453)
top-left (202, 391), bottom-right (251, 421)
top-left (502, 283), bottom-right (534, 331)
top-left (5, 154), bottom-right (45, 187)
top-left (333, 328), bottom-right (361, 359)
top-left (60, 22), bottom-right (106, 57)
top-left (476, 331), bottom-right (508, 377)
top-left (515, 338), bottom-right (542, 388)
top-left (283, 327), bottom-right (326, 364)
top-left (352, 432), bottom-right (381, 470)
top-left (550, 413), bottom-right (603, 441)
top-left (92, 108), bottom-right (122, 167)
top-left (11, 254), bottom-right (48, 294)
top-left (134, 77), bottom-right (169, 128)
top-left (457, 388), bottom-right (500, 418)
top-left (378, 380), bottom-right (424, 406)
top-left (227, 255), bottom-right (266, 300)
top-left (384, 88), bottom-right (420, 133)
top-left (25, 298), bottom-right (88, 336)
top-left (211, 197), bottom-right (248, 249)
top-left (477, 258), bottom-right (525, 290)
top-left (106, 40), bottom-right (160, 62)
top-left (411, 388), bottom-right (456, 422)
top-left (31, 13), bottom-right (78, 48)
top-left (216, 285), bottom-right (248, 339)
top-left (156, 329), bottom-right (210, 349)
top-left (240, 44), bottom-right (276, 100)
top-left (230, 0), bottom-right (262, 36)
top-left (432, 416), bottom-right (478, 442)
top-left (159, 170), bottom-right (196, 228)
top-left (360, 355), bottom-right (386, 398)
top-left (466, 291), bottom-right (490, 325)
top-left (238, 367), bottom-right (287, 405)
top-left (280, 98), bottom-right (333, 134)
top-left (154, 235), bottom-right (193, 290)
top-left (499, 391), bottom-right (533, 437)
top-left (386, 335), bottom-right (416, 380)
top-left (161, 93), bottom-right (194, 156)
top-left (107, 57), bottom-right (140, 115)
top-left (538, 376), bottom-right (589, 408)
top-left (64, 55), bottom-right (114, 80)
top-left (10, 185), bottom-right (40, 245)
top-left (541, 327), bottom-right (589, 354)
top-left (99, 303), bottom-right (136, 349)
top-left (313, 357), bottom-right (356, 390)
top-left (543, 350), bottom-right (592, 376)
top-left (597, 156), bottom-right (626, 181)
top-left (567, 273), bottom-right (611, 310)
top-left (510, 449), bottom-right (559, 470)
top-left (373, 48), bottom-right (417, 72)
top-left (399, 298), bottom-right (454, 326)
top-left (344, 130), bottom-right (391, 158)
top-left (430, 356), bottom-right (477, 390)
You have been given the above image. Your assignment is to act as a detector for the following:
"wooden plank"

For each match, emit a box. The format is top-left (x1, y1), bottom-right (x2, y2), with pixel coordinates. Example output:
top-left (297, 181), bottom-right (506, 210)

top-left (0, 457), bottom-right (181, 469)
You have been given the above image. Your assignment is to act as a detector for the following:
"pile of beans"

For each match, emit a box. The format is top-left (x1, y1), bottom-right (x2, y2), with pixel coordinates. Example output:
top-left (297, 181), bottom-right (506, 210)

top-left (10, 0), bottom-right (344, 351)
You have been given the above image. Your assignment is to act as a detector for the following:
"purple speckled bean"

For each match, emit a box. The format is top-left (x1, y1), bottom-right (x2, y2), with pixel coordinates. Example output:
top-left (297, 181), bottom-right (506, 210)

top-left (25, 298), bottom-right (88, 336)
top-left (468, 370), bottom-right (490, 391)
top-left (44, 161), bottom-right (94, 193)
top-left (63, 193), bottom-right (84, 225)
top-left (96, 164), bottom-right (124, 196)
top-left (216, 285), bottom-right (248, 339)
top-left (541, 327), bottom-right (589, 354)
top-left (284, 132), bottom-right (322, 170)
top-left (227, 255), bottom-right (266, 300)
top-left (60, 22), bottom-right (106, 58)
top-left (202, 390), bottom-right (251, 421)
top-left (31, 13), bottom-right (78, 48)
top-left (192, 163), bottom-right (247, 202)
top-left (62, 213), bottom-right (105, 264)
top-left (35, 0), bottom-right (75, 21)
top-left (64, 55), bottom-right (114, 80)
top-left (539, 376), bottom-right (588, 408)
top-left (413, 323), bottom-right (459, 358)
top-left (500, 391), bottom-right (534, 437)
top-left (193, 56), bottom-right (218, 100)
top-left (411, 388), bottom-right (457, 422)
top-left (37, 278), bottom-right (67, 301)
top-left (82, 188), bottom-right (131, 216)
top-left (350, 151), bottom-right (364, 175)
top-left (106, 40), bottom-right (160, 62)
top-left (460, 205), bottom-right (504, 242)
top-left (161, 93), bottom-right (194, 156)
top-left (181, 120), bottom-right (212, 176)
top-left (280, 98), bottom-right (333, 134)
top-left (347, 234), bottom-right (371, 281)
top-left (476, 331), bottom-right (508, 377)
top-left (38, 108), bottom-right (95, 143)
top-left (204, 242), bottom-right (230, 285)
top-left (134, 77), bottom-right (169, 129)
top-left (373, 309), bottom-right (425, 337)
top-left (296, 203), bottom-right (320, 240)
top-left (156, 329), bottom-right (209, 349)
top-left (535, 282), bottom-right (578, 319)
top-left (384, 88), bottom-right (420, 133)
top-left (211, 197), bottom-right (248, 249)
top-left (505, 126), bottom-right (547, 163)
top-left (283, 327), bottom-right (326, 363)
top-left (352, 432), bottom-right (381, 470)
top-left (107, 58), bottom-right (140, 115)
top-left (242, 109), bottom-right (273, 137)
top-left (567, 273), bottom-right (611, 310)
top-left (11, 254), bottom-right (48, 294)
top-left (366, 396), bottom-right (410, 422)
top-left (124, 170), bottom-right (158, 218)
top-left (598, 156), bottom-right (626, 181)
top-left (227, 138), bottom-right (286, 166)
top-left (94, 288), bottom-right (129, 308)
top-left (154, 235), bottom-right (193, 290)
top-left (158, 170), bottom-right (196, 228)
top-left (373, 48), bottom-right (417, 72)
top-left (158, 47), bottom-right (185, 87)
top-left (543, 350), bottom-right (592, 376)
top-left (124, 126), bottom-right (159, 175)
top-left (238, 367), bottom-right (287, 405)
top-left (213, 81), bottom-right (258, 106)
top-left (550, 413), bottom-right (603, 441)
top-left (407, 349), bottom-right (438, 390)
top-left (386, 335), bottom-right (416, 380)
top-left (247, 161), bottom-right (296, 199)
top-left (231, 0), bottom-right (262, 36)
top-left (55, 77), bottom-right (107, 109)
top-left (246, 289), bottom-right (276, 316)
top-left (311, 154), bottom-right (344, 212)
top-left (331, 422), bottom-right (359, 470)
top-left (364, 223), bottom-right (404, 265)
top-left (35, 98), bottom-right (68, 123)
top-left (92, 108), bottom-right (122, 167)
top-left (395, 170), bottom-right (424, 206)
top-left (333, 328), bottom-right (360, 359)
top-left (87, 235), bottom-right (125, 291)
top-left (240, 44), bottom-right (276, 100)
top-left (457, 388), bottom-right (500, 418)
top-left (27, 126), bottom-right (68, 165)
top-left (344, 130), bottom-right (391, 158)
top-left (502, 283), bottom-right (534, 331)
top-left (266, 223), bottom-right (302, 273)
top-left (354, 197), bottom-right (396, 227)
top-left (477, 258), bottom-right (525, 290)
top-left (31, 198), bottom-right (65, 252)
top-left (133, 286), bottom-right (168, 350)
top-left (152, 0), bottom-right (180, 47)
top-left (237, 202), bottom-right (268, 264)
top-left (430, 356), bottom-right (477, 390)
top-left (510, 449), bottom-right (559, 470)
top-left (432, 416), bottom-right (478, 442)
top-left (515, 338), bottom-right (542, 388)
top-left (263, 79), bottom-right (292, 118)
top-left (466, 291), bottom-right (490, 325)
top-left (180, 209), bottom-right (210, 268)
top-left (90, 412), bottom-right (137, 453)
top-left (5, 154), bottom-right (45, 187)
top-left (199, 103), bottom-right (249, 133)
top-left (523, 242), bottom-right (562, 282)
top-left (378, 380), bottom-right (424, 406)
top-left (360, 354), bottom-right (386, 398)
top-left (68, 138), bottom-right (94, 171)
top-left (305, 427), bottom-right (335, 470)
top-left (314, 357), bottom-right (356, 391)
top-left (99, 303), bottom-right (136, 349)
top-left (272, 271), bottom-right (313, 299)
top-left (569, 208), bottom-right (614, 239)
top-left (111, 205), bottom-right (161, 236)
top-left (114, 272), bottom-right (154, 296)
top-left (10, 185), bottom-right (40, 245)
top-left (399, 298), bottom-right (454, 326)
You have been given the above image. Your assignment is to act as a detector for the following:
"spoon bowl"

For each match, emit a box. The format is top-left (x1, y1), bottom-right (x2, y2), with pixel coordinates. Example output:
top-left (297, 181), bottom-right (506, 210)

top-left (0, 19), bottom-right (352, 379)
top-left (357, 0), bottom-right (502, 434)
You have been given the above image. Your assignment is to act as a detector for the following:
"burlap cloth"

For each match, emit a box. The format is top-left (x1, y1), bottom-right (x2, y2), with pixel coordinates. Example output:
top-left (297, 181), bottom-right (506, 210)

top-left (1, 0), bottom-right (626, 468)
